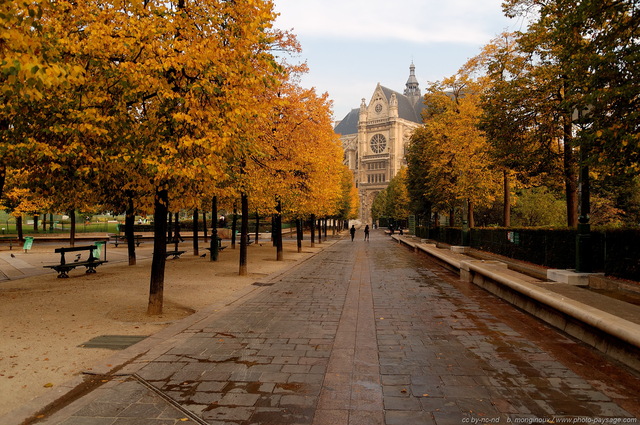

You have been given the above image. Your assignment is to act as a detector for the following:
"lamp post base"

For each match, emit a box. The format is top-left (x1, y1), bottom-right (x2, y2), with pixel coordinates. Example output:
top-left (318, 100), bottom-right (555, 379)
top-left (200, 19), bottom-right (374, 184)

top-left (576, 222), bottom-right (592, 273)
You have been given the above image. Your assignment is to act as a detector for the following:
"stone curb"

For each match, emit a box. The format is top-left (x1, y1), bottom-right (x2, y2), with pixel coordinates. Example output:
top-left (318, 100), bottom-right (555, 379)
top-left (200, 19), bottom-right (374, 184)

top-left (461, 258), bottom-right (640, 350)
top-left (391, 234), bottom-right (640, 371)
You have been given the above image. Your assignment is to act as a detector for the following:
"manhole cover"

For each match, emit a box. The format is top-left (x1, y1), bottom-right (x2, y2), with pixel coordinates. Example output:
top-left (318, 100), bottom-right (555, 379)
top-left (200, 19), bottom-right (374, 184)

top-left (79, 335), bottom-right (149, 350)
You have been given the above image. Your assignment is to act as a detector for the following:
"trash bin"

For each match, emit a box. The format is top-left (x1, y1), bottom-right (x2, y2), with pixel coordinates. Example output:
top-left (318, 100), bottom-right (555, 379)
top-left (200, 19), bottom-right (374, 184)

top-left (94, 241), bottom-right (107, 261)
top-left (23, 236), bottom-right (35, 252)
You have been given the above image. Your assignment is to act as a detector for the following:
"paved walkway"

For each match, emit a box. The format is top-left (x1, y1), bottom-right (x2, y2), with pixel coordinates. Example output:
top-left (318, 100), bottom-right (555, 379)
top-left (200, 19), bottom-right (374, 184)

top-left (13, 231), bottom-right (640, 424)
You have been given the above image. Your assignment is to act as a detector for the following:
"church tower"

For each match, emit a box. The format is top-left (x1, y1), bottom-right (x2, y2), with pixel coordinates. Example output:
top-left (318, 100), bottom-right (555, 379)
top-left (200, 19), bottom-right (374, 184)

top-left (403, 62), bottom-right (421, 105)
top-left (334, 63), bottom-right (426, 224)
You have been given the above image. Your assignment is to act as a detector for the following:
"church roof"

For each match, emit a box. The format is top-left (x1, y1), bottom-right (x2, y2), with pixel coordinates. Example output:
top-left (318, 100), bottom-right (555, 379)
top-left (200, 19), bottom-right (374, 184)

top-left (334, 89), bottom-right (425, 136)
top-left (379, 85), bottom-right (425, 124)
top-left (334, 108), bottom-right (360, 136)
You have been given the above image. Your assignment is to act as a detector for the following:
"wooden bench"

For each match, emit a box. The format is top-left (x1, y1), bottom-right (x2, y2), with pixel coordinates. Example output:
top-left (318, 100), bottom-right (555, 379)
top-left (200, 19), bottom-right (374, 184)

top-left (205, 245), bottom-right (227, 252)
top-left (0, 236), bottom-right (18, 250)
top-left (109, 234), bottom-right (143, 247)
top-left (43, 245), bottom-right (107, 278)
top-left (166, 250), bottom-right (186, 259)
top-left (205, 237), bottom-right (227, 254)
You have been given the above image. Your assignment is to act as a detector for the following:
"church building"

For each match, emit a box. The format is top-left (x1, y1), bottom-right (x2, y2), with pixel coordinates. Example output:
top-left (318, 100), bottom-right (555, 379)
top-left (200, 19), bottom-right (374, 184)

top-left (334, 63), bottom-right (425, 224)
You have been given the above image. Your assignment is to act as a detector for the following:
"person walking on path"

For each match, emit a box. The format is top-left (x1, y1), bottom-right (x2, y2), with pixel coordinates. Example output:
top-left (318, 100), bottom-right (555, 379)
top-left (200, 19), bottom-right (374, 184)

top-left (350, 225), bottom-right (356, 241)
top-left (364, 225), bottom-right (370, 241)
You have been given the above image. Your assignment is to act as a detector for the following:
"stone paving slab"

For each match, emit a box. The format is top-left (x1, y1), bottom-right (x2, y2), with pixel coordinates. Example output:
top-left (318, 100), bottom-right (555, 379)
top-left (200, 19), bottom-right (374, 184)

top-left (12, 231), bottom-right (640, 424)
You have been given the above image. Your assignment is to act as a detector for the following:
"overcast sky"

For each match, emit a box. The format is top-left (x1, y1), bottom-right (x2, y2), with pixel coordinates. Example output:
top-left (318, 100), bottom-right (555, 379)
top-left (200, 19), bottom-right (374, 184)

top-left (273, 0), bottom-right (524, 121)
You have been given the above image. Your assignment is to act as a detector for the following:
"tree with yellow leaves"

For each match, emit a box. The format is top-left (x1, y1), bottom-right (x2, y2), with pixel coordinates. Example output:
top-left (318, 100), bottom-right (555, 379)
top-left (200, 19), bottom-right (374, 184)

top-left (13, 0), bottom-right (291, 314)
top-left (0, 1), bottom-right (84, 202)
top-left (370, 168), bottom-right (411, 225)
top-left (492, 0), bottom-right (639, 228)
top-left (229, 79), bottom-right (346, 270)
top-left (408, 76), bottom-right (502, 227)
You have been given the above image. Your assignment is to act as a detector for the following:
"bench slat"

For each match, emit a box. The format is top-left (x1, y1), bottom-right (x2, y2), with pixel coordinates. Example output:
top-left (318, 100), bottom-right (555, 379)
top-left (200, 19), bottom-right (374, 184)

top-left (54, 246), bottom-right (98, 253)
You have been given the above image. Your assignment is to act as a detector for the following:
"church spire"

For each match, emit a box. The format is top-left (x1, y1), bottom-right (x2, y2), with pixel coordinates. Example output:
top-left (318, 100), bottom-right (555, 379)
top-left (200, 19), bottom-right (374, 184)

top-left (404, 62), bottom-right (420, 104)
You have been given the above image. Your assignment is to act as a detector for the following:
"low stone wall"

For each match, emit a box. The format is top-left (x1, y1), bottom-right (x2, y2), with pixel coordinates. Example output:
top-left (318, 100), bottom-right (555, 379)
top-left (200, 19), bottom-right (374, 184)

top-left (392, 235), bottom-right (640, 373)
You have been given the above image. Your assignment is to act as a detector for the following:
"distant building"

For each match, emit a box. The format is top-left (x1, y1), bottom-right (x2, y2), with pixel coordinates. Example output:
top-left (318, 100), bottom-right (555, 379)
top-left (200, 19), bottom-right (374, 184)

top-left (334, 63), bottom-right (425, 224)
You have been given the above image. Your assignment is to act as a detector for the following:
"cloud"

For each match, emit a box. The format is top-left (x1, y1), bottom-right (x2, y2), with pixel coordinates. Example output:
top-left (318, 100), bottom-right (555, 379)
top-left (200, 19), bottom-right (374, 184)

top-left (274, 0), bottom-right (509, 44)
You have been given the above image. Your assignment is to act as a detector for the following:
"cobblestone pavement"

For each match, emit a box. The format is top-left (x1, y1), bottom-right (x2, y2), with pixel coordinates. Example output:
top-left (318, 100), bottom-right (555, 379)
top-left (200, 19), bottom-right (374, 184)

top-left (38, 230), bottom-right (640, 425)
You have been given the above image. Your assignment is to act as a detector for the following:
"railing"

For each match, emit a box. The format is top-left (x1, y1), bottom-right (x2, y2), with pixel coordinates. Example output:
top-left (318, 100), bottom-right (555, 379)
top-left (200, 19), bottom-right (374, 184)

top-left (415, 226), bottom-right (640, 282)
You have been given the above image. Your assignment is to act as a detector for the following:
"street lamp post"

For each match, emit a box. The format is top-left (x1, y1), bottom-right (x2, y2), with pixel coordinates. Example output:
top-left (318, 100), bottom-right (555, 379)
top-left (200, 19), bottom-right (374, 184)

top-left (574, 106), bottom-right (592, 273)
top-left (462, 198), bottom-right (470, 246)
top-left (576, 145), bottom-right (591, 272)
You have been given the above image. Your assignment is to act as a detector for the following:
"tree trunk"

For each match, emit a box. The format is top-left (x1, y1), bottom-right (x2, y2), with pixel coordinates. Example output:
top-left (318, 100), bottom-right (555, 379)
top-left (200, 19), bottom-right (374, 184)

top-left (33, 214), bottom-right (39, 233)
top-left (203, 211), bottom-right (208, 243)
top-left (317, 218), bottom-right (322, 244)
top-left (193, 208), bottom-right (199, 256)
top-left (275, 199), bottom-right (283, 261)
top-left (468, 200), bottom-right (475, 228)
top-left (167, 212), bottom-right (173, 242)
top-left (503, 170), bottom-right (511, 228)
top-left (255, 213), bottom-right (260, 244)
top-left (271, 214), bottom-right (277, 247)
top-left (231, 203), bottom-right (238, 249)
top-left (0, 164), bottom-right (5, 202)
top-left (17, 215), bottom-right (23, 241)
top-left (125, 198), bottom-right (136, 265)
top-left (239, 193), bottom-right (248, 276)
top-left (564, 119), bottom-right (578, 227)
top-left (449, 208), bottom-right (455, 227)
top-left (424, 202), bottom-right (432, 239)
top-left (70, 211), bottom-right (76, 247)
top-left (148, 188), bottom-right (168, 315)
top-left (174, 212), bottom-right (180, 251)
top-left (210, 196), bottom-right (218, 261)
top-left (296, 219), bottom-right (303, 253)
top-left (310, 214), bottom-right (316, 247)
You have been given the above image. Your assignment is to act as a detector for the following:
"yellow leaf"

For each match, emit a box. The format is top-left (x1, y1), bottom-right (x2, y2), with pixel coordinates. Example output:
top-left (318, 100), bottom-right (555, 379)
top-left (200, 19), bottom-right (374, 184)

top-left (43, 383), bottom-right (54, 388)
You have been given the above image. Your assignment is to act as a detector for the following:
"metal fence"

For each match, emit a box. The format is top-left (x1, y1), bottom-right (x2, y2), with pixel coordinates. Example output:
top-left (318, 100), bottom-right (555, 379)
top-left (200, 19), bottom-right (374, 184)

top-left (415, 226), bottom-right (640, 282)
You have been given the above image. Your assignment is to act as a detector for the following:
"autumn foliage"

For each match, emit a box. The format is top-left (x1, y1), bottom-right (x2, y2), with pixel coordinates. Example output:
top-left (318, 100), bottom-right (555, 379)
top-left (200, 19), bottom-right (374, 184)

top-left (403, 0), bottom-right (639, 230)
top-left (1, 1), bottom-right (355, 314)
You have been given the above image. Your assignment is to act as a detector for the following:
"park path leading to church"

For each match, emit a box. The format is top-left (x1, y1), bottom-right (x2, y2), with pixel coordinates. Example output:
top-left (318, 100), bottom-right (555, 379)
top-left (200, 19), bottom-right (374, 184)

top-left (34, 229), bottom-right (640, 425)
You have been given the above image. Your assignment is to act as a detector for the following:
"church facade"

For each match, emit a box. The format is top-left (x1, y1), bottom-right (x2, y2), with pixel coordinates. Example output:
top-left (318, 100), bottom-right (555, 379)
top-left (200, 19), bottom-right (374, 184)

top-left (334, 63), bottom-right (425, 224)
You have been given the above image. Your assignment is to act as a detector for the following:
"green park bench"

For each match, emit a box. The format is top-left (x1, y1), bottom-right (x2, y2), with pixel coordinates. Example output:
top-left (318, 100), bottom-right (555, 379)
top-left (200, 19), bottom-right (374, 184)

top-left (0, 236), bottom-right (19, 250)
top-left (205, 237), bottom-right (227, 254)
top-left (43, 245), bottom-right (108, 278)
top-left (109, 234), bottom-right (143, 247)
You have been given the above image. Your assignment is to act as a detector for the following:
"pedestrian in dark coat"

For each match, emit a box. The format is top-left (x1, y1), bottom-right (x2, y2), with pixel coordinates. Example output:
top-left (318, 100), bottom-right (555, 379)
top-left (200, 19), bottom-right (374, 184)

top-left (350, 225), bottom-right (356, 241)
